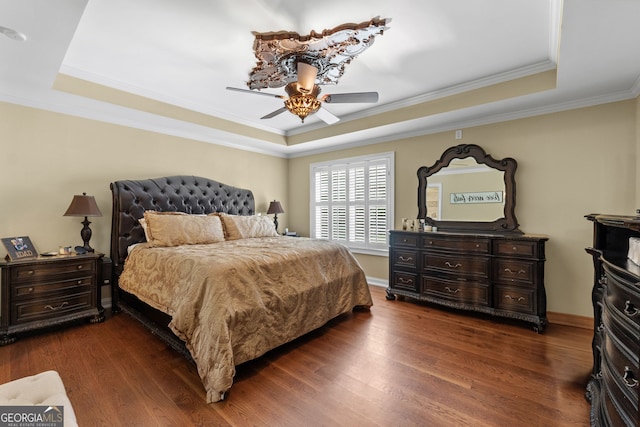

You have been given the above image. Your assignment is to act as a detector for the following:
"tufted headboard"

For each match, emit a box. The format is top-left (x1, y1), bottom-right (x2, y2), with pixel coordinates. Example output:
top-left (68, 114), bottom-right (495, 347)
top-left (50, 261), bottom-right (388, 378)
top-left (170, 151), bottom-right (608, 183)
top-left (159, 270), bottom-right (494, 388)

top-left (110, 175), bottom-right (255, 278)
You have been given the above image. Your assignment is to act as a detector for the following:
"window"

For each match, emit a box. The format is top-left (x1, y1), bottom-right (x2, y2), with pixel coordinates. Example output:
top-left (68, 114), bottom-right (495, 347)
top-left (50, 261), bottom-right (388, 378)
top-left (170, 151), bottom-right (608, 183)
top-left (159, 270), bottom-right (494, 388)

top-left (310, 152), bottom-right (394, 255)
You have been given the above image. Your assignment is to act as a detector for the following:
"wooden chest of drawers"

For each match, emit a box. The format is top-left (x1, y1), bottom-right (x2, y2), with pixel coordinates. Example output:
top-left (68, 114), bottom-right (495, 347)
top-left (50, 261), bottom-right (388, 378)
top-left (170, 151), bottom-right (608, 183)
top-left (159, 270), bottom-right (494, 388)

top-left (388, 230), bottom-right (548, 332)
top-left (586, 214), bottom-right (639, 427)
top-left (0, 253), bottom-right (105, 345)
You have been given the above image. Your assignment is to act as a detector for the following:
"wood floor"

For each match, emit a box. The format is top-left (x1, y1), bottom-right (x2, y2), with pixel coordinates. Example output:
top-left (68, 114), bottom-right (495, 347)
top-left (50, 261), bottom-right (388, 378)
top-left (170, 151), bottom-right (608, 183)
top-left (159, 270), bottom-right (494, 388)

top-left (0, 285), bottom-right (593, 426)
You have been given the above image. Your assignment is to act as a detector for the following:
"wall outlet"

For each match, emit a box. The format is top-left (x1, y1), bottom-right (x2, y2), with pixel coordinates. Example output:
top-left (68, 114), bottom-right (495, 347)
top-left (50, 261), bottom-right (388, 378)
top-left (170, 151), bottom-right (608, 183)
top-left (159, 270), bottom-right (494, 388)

top-left (455, 129), bottom-right (463, 139)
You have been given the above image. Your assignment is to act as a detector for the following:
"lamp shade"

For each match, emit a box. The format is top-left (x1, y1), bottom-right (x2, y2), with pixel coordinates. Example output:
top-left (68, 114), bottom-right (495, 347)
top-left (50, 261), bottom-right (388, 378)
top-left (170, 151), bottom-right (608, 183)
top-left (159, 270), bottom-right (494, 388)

top-left (63, 193), bottom-right (102, 217)
top-left (267, 200), bottom-right (284, 215)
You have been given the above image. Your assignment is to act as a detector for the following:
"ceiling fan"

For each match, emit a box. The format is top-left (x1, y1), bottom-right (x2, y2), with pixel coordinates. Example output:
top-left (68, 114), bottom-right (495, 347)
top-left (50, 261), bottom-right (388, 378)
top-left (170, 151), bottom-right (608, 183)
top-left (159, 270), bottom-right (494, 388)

top-left (226, 62), bottom-right (379, 124)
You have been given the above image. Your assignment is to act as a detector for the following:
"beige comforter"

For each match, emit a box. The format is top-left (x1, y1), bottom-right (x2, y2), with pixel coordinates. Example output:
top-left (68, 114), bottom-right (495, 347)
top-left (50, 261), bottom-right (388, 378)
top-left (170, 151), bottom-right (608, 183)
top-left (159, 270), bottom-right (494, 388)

top-left (118, 236), bottom-right (373, 402)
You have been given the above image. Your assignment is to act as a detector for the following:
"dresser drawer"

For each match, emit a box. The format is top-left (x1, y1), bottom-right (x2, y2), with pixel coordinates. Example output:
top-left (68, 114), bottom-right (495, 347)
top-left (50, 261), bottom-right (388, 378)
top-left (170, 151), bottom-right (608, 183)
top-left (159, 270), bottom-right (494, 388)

top-left (604, 267), bottom-right (640, 329)
top-left (10, 259), bottom-right (96, 282)
top-left (493, 259), bottom-right (535, 287)
top-left (12, 289), bottom-right (95, 324)
top-left (602, 302), bottom-right (639, 367)
top-left (422, 276), bottom-right (490, 306)
top-left (601, 346), bottom-right (638, 426)
top-left (389, 232), bottom-right (419, 248)
top-left (12, 276), bottom-right (94, 300)
top-left (424, 253), bottom-right (490, 279)
top-left (494, 239), bottom-right (539, 258)
top-left (391, 271), bottom-right (419, 292)
top-left (494, 285), bottom-right (536, 314)
top-left (422, 236), bottom-right (490, 254)
top-left (391, 250), bottom-right (418, 270)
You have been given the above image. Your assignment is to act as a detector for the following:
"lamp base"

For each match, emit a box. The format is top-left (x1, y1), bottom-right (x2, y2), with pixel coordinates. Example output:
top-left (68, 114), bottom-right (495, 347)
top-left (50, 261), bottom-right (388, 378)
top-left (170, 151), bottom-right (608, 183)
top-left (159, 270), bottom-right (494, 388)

top-left (80, 217), bottom-right (95, 253)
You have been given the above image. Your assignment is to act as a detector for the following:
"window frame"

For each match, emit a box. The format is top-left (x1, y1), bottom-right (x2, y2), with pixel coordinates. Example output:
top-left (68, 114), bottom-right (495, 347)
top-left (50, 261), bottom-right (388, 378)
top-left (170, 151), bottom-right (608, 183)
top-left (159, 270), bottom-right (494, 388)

top-left (309, 151), bottom-right (394, 256)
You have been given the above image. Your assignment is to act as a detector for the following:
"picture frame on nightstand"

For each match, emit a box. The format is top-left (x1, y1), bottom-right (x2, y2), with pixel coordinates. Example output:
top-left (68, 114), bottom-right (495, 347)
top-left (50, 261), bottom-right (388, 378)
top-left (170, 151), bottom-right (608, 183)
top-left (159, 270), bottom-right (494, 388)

top-left (1, 236), bottom-right (38, 261)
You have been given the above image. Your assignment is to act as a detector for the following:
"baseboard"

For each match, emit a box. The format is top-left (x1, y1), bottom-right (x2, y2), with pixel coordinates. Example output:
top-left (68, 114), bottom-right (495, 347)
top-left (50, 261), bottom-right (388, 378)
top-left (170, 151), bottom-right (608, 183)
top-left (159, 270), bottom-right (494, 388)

top-left (546, 311), bottom-right (593, 330)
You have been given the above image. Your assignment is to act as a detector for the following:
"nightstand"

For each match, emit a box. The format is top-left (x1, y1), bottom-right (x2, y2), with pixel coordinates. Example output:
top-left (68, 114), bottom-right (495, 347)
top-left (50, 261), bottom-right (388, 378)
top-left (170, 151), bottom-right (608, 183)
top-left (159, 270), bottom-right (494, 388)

top-left (0, 252), bottom-right (105, 345)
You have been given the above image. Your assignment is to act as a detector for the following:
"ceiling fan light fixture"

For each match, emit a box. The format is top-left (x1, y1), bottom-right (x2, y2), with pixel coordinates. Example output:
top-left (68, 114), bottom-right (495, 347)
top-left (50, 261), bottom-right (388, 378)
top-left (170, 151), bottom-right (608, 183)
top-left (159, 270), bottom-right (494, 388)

top-left (284, 82), bottom-right (321, 122)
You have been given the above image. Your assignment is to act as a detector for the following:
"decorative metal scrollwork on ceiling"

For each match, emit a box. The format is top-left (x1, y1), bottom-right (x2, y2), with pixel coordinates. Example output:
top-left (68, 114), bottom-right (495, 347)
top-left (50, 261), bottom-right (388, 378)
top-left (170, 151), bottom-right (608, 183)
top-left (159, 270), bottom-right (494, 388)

top-left (247, 16), bottom-right (390, 90)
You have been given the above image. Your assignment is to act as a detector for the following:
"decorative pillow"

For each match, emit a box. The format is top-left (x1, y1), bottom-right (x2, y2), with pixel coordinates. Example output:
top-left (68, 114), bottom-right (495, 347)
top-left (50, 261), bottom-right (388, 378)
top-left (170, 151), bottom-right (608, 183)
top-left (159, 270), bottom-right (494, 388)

top-left (138, 218), bottom-right (151, 241)
top-left (143, 211), bottom-right (225, 247)
top-left (217, 213), bottom-right (279, 240)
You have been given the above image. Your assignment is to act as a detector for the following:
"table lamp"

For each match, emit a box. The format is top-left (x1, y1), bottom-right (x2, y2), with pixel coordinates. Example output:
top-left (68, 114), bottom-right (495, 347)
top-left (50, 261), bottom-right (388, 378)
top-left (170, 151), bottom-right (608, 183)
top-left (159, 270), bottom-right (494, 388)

top-left (64, 192), bottom-right (102, 252)
top-left (267, 200), bottom-right (284, 232)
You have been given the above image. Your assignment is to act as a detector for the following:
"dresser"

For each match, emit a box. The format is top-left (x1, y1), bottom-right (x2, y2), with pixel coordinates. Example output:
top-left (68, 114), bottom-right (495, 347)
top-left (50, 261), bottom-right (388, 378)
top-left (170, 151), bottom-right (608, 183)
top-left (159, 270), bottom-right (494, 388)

top-left (0, 253), bottom-right (106, 345)
top-left (585, 214), bottom-right (639, 427)
top-left (387, 230), bottom-right (548, 332)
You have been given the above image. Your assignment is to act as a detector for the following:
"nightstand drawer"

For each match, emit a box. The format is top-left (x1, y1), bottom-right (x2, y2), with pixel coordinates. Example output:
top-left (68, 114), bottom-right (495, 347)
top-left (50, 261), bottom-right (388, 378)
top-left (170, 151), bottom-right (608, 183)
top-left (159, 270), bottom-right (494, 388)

top-left (11, 259), bottom-right (95, 282)
top-left (12, 290), bottom-right (95, 324)
top-left (13, 276), bottom-right (94, 300)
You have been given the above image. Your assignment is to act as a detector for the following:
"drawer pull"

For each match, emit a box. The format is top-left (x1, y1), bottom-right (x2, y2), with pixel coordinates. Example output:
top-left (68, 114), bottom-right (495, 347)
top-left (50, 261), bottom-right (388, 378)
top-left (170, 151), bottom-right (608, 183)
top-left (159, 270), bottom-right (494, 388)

top-left (445, 261), bottom-right (462, 269)
top-left (512, 246), bottom-right (518, 251)
top-left (623, 367), bottom-right (638, 388)
top-left (44, 302), bottom-right (69, 311)
top-left (623, 300), bottom-right (639, 317)
top-left (444, 287), bottom-right (460, 294)
top-left (398, 277), bottom-right (413, 285)
top-left (505, 295), bottom-right (525, 302)
top-left (77, 265), bottom-right (84, 270)
top-left (504, 268), bottom-right (526, 275)
top-left (27, 270), bottom-right (34, 275)
top-left (399, 256), bottom-right (414, 262)
top-left (27, 287), bottom-right (34, 293)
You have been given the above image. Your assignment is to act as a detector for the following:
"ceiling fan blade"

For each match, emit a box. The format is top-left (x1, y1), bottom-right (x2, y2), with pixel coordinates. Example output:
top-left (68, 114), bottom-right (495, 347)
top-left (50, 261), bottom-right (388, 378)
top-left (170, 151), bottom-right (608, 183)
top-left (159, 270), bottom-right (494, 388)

top-left (323, 92), bottom-right (379, 104)
top-left (226, 86), bottom-right (284, 99)
top-left (315, 107), bottom-right (340, 125)
top-left (297, 62), bottom-right (318, 92)
top-left (261, 107), bottom-right (288, 120)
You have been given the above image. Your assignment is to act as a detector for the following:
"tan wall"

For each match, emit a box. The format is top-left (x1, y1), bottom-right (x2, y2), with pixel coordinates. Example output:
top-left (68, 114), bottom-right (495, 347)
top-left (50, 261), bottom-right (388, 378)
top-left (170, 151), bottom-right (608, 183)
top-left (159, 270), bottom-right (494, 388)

top-left (289, 100), bottom-right (637, 317)
top-left (1, 99), bottom-right (637, 318)
top-left (0, 103), bottom-right (289, 258)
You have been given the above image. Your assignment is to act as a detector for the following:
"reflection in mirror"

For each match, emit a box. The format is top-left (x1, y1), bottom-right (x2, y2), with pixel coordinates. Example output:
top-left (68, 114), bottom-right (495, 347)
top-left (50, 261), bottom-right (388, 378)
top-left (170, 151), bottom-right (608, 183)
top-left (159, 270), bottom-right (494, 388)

top-left (418, 144), bottom-right (521, 234)
top-left (426, 158), bottom-right (505, 222)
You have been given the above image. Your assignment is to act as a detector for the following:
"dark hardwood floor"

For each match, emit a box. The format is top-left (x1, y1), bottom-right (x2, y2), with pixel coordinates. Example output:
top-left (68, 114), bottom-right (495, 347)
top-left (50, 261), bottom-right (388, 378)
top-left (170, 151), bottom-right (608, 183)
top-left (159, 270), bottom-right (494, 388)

top-left (0, 285), bottom-right (592, 426)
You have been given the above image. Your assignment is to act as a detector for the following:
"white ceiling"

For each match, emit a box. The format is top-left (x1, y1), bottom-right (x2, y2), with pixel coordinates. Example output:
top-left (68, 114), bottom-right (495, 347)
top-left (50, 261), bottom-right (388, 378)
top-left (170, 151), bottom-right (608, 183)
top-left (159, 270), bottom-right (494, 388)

top-left (1, 0), bottom-right (639, 157)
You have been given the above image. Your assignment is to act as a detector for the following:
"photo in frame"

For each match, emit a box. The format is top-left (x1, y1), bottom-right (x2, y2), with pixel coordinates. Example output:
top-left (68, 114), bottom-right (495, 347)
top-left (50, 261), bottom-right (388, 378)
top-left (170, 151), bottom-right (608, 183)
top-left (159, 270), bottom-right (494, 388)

top-left (2, 236), bottom-right (39, 261)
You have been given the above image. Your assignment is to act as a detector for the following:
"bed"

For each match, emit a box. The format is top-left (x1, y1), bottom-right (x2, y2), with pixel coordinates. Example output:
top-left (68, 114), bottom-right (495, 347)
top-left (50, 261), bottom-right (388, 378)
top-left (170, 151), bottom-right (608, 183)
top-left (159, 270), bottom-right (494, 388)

top-left (110, 176), bottom-right (373, 402)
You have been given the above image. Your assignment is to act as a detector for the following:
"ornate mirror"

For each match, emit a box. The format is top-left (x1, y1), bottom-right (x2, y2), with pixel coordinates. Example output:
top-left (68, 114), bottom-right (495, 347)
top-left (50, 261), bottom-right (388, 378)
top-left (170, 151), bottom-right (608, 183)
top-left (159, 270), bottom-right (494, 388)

top-left (418, 144), bottom-right (521, 234)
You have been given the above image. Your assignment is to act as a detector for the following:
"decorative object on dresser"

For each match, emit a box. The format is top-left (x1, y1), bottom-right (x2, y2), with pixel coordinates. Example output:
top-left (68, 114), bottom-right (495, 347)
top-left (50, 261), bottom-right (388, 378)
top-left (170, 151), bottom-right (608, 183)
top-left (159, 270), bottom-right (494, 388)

top-left (0, 252), bottom-right (106, 345)
top-left (585, 213), bottom-right (639, 427)
top-left (1, 236), bottom-right (38, 261)
top-left (266, 200), bottom-right (285, 232)
top-left (63, 192), bottom-right (102, 253)
top-left (387, 144), bottom-right (548, 332)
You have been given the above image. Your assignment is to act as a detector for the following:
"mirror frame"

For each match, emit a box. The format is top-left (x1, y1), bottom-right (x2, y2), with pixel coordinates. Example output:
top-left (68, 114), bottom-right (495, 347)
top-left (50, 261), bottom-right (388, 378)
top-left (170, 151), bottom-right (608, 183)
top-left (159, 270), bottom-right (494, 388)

top-left (418, 144), bottom-right (522, 234)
